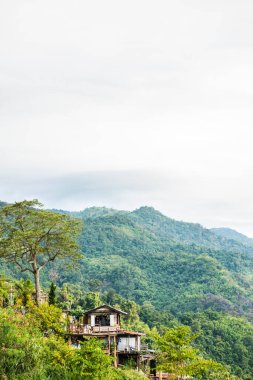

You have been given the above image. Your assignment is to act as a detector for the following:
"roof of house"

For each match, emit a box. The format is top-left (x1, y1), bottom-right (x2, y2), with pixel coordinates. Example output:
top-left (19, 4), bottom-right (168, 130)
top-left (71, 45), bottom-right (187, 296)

top-left (83, 304), bottom-right (128, 316)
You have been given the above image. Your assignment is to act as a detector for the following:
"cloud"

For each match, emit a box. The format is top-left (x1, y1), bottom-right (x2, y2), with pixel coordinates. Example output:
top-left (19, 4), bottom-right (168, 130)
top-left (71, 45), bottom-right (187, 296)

top-left (1, 1), bottom-right (253, 236)
top-left (1, 169), bottom-right (253, 237)
top-left (0, 170), bottom-right (176, 207)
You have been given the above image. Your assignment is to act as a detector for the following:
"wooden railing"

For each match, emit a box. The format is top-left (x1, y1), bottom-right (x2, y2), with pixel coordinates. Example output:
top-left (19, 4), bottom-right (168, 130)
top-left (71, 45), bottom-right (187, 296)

top-left (68, 324), bottom-right (120, 334)
top-left (92, 325), bottom-right (120, 333)
top-left (68, 324), bottom-right (91, 334)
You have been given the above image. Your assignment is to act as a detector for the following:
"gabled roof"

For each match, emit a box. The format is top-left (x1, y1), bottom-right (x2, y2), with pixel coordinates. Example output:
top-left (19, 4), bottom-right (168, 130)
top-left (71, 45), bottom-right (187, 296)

top-left (84, 304), bottom-right (128, 316)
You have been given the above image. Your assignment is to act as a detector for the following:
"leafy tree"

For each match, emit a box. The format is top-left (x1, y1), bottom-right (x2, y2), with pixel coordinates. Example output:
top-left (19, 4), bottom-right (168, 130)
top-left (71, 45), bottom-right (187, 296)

top-left (152, 326), bottom-right (235, 379)
top-left (0, 275), bottom-right (12, 307)
top-left (84, 292), bottom-right (101, 309)
top-left (27, 303), bottom-right (65, 335)
top-left (15, 278), bottom-right (34, 307)
top-left (0, 200), bottom-right (82, 304)
top-left (65, 338), bottom-right (115, 380)
top-left (0, 308), bottom-right (47, 379)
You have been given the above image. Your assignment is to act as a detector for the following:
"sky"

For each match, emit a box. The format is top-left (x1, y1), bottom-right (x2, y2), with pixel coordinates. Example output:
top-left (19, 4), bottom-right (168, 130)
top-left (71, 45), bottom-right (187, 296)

top-left (1, 0), bottom-right (253, 235)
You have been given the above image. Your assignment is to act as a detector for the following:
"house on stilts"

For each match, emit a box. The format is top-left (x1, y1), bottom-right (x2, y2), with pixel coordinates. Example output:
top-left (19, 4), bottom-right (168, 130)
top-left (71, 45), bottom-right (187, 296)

top-left (66, 304), bottom-right (154, 372)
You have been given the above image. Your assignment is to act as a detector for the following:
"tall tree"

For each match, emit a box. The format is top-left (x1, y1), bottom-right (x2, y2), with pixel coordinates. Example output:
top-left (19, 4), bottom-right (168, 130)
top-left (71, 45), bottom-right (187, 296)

top-left (0, 200), bottom-right (82, 305)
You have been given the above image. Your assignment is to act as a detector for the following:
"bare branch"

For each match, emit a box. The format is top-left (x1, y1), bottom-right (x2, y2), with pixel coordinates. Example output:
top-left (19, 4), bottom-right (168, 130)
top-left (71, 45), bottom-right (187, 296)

top-left (38, 252), bottom-right (60, 271)
top-left (13, 256), bottom-right (34, 274)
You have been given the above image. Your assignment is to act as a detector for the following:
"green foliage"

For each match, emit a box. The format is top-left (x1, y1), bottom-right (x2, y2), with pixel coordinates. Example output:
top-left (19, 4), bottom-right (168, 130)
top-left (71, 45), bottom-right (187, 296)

top-left (0, 200), bottom-right (82, 304)
top-left (0, 307), bottom-right (147, 380)
top-left (2, 205), bottom-right (253, 378)
top-left (63, 206), bottom-right (253, 319)
top-left (116, 369), bottom-right (148, 379)
top-left (49, 282), bottom-right (57, 305)
top-left (84, 292), bottom-right (101, 310)
top-left (15, 279), bottom-right (34, 307)
top-left (0, 276), bottom-right (12, 307)
top-left (48, 338), bottom-right (117, 380)
top-left (139, 301), bottom-right (177, 328)
top-left (152, 326), bottom-right (234, 379)
top-left (211, 228), bottom-right (253, 247)
top-left (27, 303), bottom-right (65, 335)
top-left (56, 286), bottom-right (102, 315)
top-left (0, 308), bottom-right (47, 379)
top-left (180, 311), bottom-right (253, 379)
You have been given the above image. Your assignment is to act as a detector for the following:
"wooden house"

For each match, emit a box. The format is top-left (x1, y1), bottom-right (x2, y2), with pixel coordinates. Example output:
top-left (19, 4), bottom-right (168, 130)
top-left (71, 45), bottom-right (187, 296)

top-left (68, 304), bottom-right (149, 370)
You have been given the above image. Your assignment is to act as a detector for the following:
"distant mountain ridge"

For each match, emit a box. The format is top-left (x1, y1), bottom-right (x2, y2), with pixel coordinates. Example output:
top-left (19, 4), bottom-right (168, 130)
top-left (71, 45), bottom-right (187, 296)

top-left (2, 200), bottom-right (253, 247)
top-left (71, 205), bottom-right (253, 255)
top-left (211, 227), bottom-right (253, 247)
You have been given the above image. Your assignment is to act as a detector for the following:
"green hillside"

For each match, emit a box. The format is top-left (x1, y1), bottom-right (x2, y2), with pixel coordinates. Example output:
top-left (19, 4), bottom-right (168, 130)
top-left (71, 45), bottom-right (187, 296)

top-left (59, 206), bottom-right (253, 320)
top-left (2, 204), bottom-right (253, 319)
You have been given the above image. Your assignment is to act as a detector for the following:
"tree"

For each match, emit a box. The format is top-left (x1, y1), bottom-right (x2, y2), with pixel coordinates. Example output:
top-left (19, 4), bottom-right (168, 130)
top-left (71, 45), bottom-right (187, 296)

top-left (49, 282), bottom-right (57, 305)
top-left (0, 308), bottom-right (47, 379)
top-left (0, 200), bottom-right (82, 305)
top-left (0, 275), bottom-right (12, 307)
top-left (84, 292), bottom-right (101, 309)
top-left (28, 303), bottom-right (65, 335)
top-left (15, 278), bottom-right (34, 307)
top-left (152, 326), bottom-right (235, 379)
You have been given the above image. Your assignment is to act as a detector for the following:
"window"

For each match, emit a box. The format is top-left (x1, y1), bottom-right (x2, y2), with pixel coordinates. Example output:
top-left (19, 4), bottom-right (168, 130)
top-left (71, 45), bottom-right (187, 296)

top-left (95, 314), bottom-right (110, 326)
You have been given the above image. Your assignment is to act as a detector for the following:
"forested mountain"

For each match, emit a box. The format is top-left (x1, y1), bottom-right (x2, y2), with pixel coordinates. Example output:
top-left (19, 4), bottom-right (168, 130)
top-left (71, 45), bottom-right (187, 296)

top-left (211, 227), bottom-right (253, 247)
top-left (54, 205), bottom-right (253, 378)
top-left (3, 204), bottom-right (253, 318)
top-left (60, 206), bottom-right (253, 317)
top-left (73, 206), bottom-right (253, 254)
top-left (68, 206), bottom-right (253, 378)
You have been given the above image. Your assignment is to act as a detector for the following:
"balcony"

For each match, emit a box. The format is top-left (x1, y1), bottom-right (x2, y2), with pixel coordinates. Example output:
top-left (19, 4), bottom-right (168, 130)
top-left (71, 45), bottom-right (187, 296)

top-left (92, 325), bottom-right (120, 333)
top-left (68, 323), bottom-right (120, 335)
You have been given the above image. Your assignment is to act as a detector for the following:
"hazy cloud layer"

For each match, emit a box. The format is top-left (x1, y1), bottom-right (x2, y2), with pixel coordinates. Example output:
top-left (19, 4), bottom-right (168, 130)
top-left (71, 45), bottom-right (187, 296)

top-left (1, 1), bottom-right (253, 235)
top-left (1, 170), bottom-right (253, 235)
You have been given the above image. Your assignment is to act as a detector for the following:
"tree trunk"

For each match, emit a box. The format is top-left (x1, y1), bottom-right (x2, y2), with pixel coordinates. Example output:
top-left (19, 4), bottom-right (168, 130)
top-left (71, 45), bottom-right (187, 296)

top-left (34, 268), bottom-right (40, 305)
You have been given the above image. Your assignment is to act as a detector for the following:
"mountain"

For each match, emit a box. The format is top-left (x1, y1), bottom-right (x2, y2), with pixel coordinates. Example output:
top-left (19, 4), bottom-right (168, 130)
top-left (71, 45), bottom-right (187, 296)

top-left (211, 227), bottom-right (253, 247)
top-left (2, 204), bottom-right (253, 320)
top-left (131, 207), bottom-right (253, 254)
top-left (51, 206), bottom-right (253, 320)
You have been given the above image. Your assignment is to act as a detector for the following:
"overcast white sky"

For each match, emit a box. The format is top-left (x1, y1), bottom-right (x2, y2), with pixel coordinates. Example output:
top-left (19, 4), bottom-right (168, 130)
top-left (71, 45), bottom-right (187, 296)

top-left (1, 0), bottom-right (253, 235)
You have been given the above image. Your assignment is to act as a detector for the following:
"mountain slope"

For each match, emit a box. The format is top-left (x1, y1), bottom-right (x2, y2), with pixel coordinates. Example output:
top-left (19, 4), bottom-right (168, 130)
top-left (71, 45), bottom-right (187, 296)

top-left (60, 206), bottom-right (253, 320)
top-left (2, 204), bottom-right (253, 320)
top-left (211, 227), bottom-right (253, 247)
top-left (131, 207), bottom-right (253, 254)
